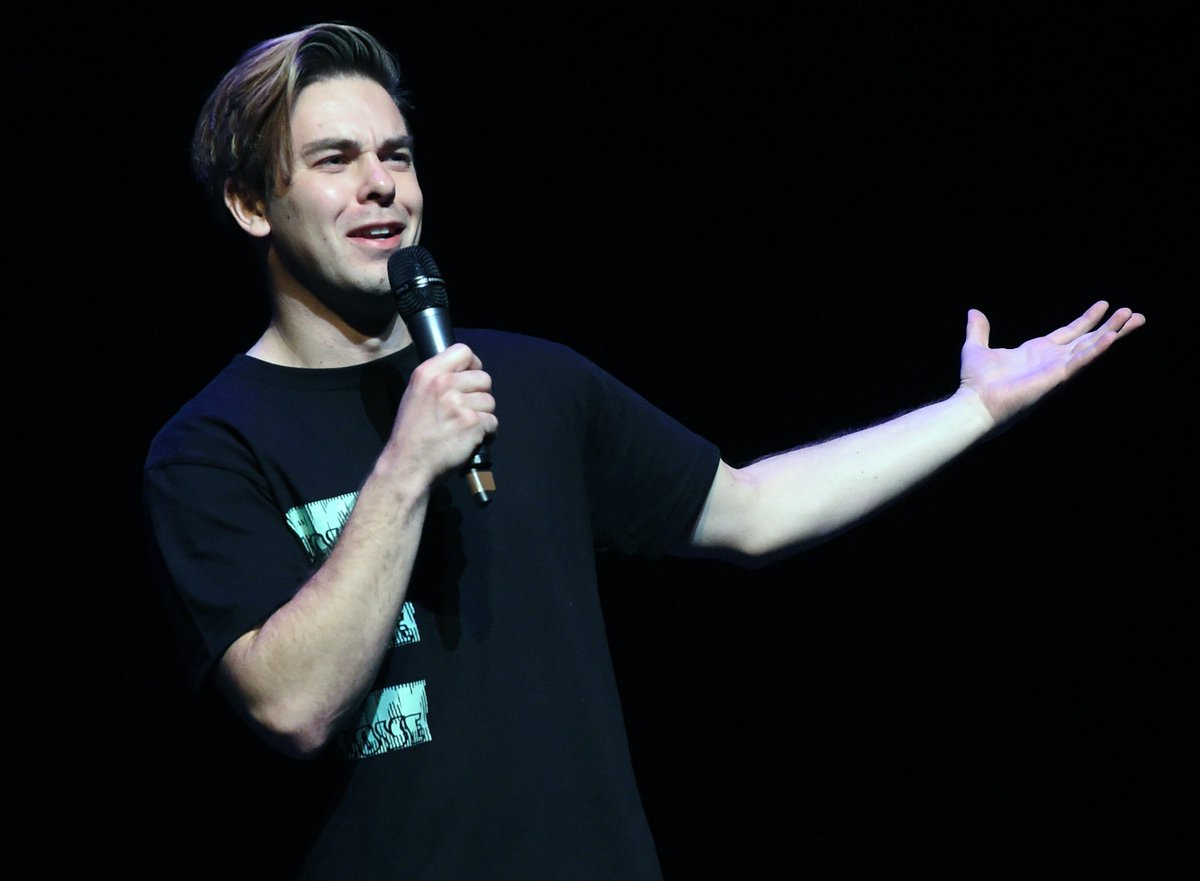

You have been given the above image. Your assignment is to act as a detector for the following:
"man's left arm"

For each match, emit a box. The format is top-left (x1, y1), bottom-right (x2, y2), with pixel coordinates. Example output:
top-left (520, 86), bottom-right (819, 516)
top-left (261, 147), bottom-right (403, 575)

top-left (689, 301), bottom-right (1145, 561)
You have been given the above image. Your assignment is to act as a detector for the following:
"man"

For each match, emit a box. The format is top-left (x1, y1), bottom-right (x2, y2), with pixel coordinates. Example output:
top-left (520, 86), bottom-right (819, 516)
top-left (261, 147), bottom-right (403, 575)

top-left (144, 22), bottom-right (1144, 880)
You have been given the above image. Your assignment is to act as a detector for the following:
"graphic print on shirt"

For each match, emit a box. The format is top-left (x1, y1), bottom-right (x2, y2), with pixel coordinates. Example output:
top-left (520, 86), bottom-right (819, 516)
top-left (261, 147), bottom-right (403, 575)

top-left (284, 491), bottom-right (422, 646)
top-left (390, 601), bottom-right (421, 647)
top-left (339, 680), bottom-right (432, 759)
top-left (285, 491), bottom-right (357, 564)
top-left (285, 492), bottom-right (430, 759)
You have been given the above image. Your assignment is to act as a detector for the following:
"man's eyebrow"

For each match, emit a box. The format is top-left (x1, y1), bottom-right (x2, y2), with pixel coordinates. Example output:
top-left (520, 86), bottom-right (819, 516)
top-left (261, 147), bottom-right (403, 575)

top-left (380, 136), bottom-right (414, 153)
top-left (299, 135), bottom-right (414, 158)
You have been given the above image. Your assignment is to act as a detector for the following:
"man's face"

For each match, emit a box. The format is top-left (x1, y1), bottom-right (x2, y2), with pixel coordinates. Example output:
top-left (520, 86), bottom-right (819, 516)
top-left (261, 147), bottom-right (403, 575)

top-left (255, 75), bottom-right (424, 304)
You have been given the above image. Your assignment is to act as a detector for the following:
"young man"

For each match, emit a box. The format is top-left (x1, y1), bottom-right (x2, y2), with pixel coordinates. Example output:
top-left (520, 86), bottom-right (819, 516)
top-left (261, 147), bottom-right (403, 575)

top-left (144, 22), bottom-right (1144, 880)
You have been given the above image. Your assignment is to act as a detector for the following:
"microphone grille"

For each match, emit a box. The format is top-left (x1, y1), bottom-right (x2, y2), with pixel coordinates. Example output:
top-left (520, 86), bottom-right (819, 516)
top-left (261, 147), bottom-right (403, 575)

top-left (389, 246), bottom-right (449, 316)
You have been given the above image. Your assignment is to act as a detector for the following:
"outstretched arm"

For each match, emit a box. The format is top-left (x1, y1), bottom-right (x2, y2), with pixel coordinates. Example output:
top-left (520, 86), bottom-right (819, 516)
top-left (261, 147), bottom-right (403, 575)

top-left (689, 301), bottom-right (1145, 561)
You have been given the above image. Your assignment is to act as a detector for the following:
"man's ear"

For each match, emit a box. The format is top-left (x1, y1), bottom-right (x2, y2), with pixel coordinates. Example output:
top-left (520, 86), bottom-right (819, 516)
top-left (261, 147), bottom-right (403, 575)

top-left (223, 180), bottom-right (271, 238)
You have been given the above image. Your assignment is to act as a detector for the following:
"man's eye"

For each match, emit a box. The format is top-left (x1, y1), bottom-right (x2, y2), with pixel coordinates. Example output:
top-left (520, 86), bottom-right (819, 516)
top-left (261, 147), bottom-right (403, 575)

top-left (388, 151), bottom-right (413, 166)
top-left (316, 155), bottom-right (348, 167)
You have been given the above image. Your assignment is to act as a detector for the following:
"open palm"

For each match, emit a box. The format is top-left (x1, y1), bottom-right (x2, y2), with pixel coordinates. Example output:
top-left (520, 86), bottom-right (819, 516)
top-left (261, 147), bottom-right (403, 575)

top-left (960, 301), bottom-right (1145, 424)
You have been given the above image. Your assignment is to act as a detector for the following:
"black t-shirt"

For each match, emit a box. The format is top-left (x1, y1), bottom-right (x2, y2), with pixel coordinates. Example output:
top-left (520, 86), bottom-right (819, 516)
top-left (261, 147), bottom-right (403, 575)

top-left (144, 330), bottom-right (720, 880)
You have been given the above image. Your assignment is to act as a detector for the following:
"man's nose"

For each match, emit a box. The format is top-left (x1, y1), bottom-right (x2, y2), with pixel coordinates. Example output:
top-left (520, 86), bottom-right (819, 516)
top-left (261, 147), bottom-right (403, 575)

top-left (359, 154), bottom-right (395, 205)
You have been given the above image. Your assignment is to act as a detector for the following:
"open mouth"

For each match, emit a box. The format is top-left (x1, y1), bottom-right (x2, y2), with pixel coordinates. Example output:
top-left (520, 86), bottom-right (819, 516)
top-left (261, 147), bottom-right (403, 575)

top-left (349, 223), bottom-right (405, 245)
top-left (354, 226), bottom-right (400, 238)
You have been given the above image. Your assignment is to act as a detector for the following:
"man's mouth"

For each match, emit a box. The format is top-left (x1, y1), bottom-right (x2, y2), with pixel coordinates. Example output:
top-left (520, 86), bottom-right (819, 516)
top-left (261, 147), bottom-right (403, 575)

top-left (351, 224), bottom-right (401, 238)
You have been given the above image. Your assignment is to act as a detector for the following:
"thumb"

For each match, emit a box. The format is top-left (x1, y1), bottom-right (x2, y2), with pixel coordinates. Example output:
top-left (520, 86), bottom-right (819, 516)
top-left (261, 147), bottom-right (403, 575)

top-left (965, 308), bottom-right (991, 348)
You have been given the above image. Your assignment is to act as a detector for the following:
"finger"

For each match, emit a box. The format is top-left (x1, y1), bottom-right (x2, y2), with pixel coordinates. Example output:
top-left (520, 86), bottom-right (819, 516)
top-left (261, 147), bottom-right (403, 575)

top-left (1110, 307), bottom-right (1147, 336)
top-left (1047, 300), bottom-right (1109, 344)
top-left (448, 369), bottom-right (493, 395)
top-left (427, 342), bottom-right (480, 371)
top-left (1067, 328), bottom-right (1119, 372)
top-left (1123, 311), bottom-right (1147, 334)
top-left (1098, 306), bottom-right (1134, 336)
top-left (456, 403), bottom-right (499, 435)
top-left (458, 391), bottom-right (497, 414)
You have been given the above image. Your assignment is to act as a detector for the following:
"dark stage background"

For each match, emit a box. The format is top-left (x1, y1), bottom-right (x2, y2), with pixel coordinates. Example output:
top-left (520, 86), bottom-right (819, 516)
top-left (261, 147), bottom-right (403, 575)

top-left (45, 5), bottom-right (1185, 879)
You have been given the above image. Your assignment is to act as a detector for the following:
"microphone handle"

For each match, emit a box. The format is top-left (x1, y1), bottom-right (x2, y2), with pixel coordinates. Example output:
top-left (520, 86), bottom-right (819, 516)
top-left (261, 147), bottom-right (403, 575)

top-left (408, 307), bottom-right (495, 506)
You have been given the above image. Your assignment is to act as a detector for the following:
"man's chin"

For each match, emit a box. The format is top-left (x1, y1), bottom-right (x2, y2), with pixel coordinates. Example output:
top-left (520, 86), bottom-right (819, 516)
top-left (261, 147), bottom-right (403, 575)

top-left (314, 282), bottom-right (399, 337)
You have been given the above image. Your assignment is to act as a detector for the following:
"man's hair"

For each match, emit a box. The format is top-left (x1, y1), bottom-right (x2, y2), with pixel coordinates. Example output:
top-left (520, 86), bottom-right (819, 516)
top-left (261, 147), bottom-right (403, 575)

top-left (192, 22), bottom-right (411, 213)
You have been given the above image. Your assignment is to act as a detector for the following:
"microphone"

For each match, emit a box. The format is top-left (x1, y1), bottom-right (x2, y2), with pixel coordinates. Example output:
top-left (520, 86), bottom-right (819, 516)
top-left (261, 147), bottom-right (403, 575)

top-left (389, 245), bottom-right (495, 506)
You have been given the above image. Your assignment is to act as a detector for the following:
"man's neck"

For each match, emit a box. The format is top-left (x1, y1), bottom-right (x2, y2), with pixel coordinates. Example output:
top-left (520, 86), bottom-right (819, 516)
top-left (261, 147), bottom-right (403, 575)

top-left (249, 293), bottom-right (413, 369)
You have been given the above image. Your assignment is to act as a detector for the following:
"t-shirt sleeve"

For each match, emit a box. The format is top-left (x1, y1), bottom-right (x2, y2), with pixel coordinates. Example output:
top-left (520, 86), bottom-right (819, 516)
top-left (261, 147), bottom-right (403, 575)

top-left (578, 356), bottom-right (721, 558)
top-left (143, 457), bottom-right (315, 692)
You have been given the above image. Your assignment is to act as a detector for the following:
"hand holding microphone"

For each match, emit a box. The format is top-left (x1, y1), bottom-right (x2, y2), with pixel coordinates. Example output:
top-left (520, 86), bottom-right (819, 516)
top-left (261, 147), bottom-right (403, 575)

top-left (389, 246), bottom-right (496, 505)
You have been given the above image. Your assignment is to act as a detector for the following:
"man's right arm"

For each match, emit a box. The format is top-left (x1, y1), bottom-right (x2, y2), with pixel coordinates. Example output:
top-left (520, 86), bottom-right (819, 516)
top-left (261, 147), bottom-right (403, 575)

top-left (215, 344), bottom-right (496, 759)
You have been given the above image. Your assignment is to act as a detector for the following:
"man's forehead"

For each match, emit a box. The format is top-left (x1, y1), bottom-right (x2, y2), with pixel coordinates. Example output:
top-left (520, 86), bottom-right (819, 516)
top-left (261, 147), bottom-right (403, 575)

top-left (291, 76), bottom-right (409, 141)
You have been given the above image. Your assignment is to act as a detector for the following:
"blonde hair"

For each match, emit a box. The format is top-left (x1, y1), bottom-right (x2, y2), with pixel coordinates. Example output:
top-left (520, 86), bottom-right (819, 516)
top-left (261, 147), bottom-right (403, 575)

top-left (192, 22), bottom-right (410, 212)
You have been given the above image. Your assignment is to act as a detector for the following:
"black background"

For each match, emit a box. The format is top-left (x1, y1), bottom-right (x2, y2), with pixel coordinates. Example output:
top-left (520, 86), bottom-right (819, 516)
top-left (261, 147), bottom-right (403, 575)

top-left (39, 4), bottom-right (1186, 878)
